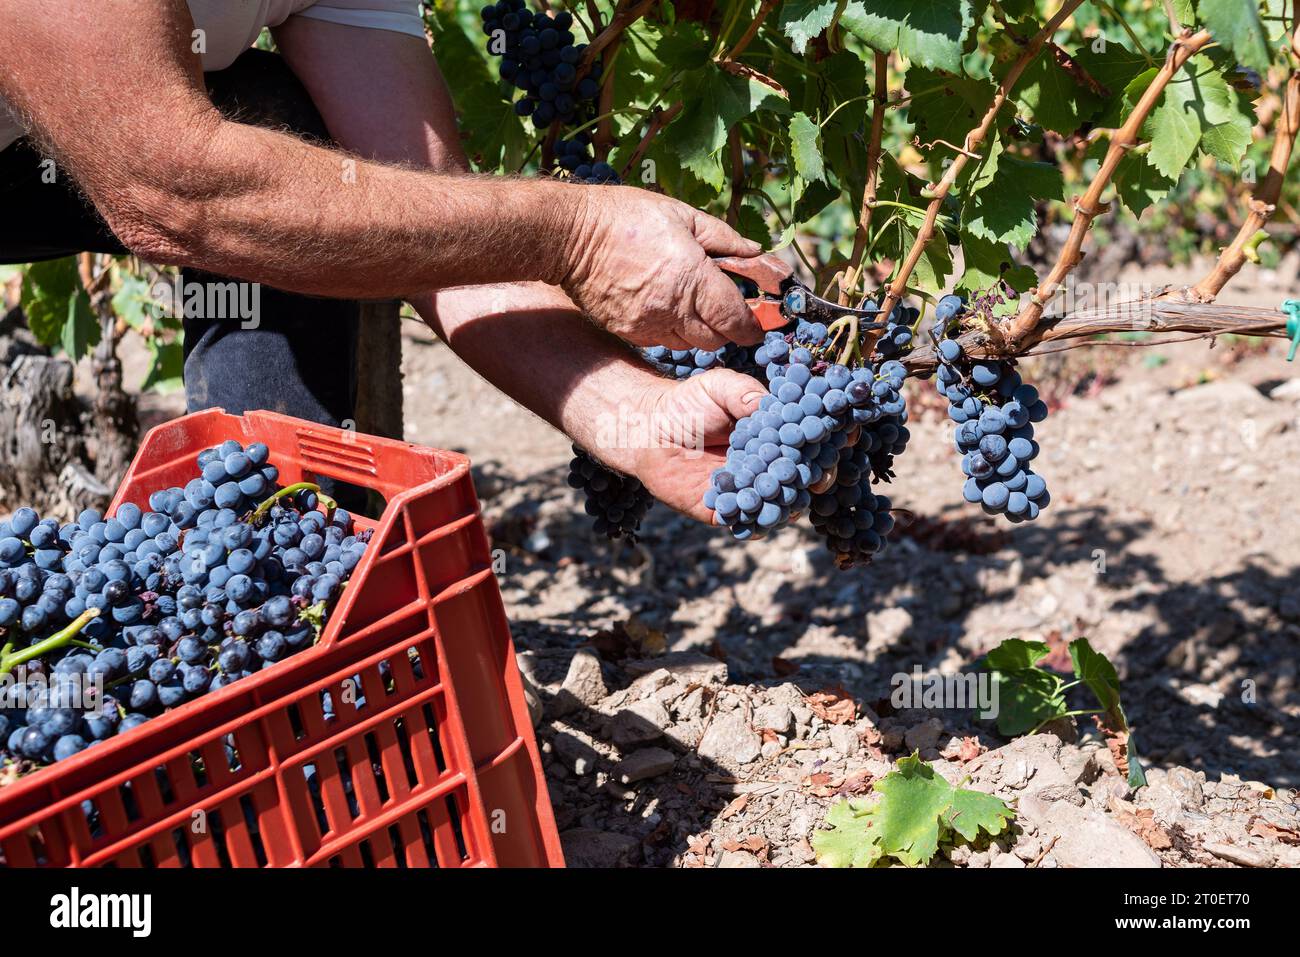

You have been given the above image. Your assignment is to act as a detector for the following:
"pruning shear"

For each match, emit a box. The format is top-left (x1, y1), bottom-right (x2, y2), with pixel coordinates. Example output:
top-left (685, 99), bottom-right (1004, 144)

top-left (714, 254), bottom-right (886, 332)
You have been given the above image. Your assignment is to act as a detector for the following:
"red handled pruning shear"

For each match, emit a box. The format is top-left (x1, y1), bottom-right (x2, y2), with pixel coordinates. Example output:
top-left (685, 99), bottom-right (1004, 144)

top-left (714, 254), bottom-right (886, 332)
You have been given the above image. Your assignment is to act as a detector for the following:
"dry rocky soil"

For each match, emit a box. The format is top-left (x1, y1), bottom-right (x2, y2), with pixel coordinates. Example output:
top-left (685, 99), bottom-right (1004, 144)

top-left (128, 258), bottom-right (1300, 867)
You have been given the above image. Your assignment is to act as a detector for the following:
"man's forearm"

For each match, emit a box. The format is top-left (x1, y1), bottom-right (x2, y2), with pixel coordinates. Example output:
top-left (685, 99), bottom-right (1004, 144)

top-left (111, 117), bottom-right (587, 300)
top-left (0, 1), bottom-right (585, 301)
top-left (411, 284), bottom-right (663, 473)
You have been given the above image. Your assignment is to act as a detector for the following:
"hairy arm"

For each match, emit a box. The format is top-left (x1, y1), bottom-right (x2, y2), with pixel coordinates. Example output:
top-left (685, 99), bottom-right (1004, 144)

top-left (0, 0), bottom-right (762, 347)
top-left (271, 17), bottom-right (761, 516)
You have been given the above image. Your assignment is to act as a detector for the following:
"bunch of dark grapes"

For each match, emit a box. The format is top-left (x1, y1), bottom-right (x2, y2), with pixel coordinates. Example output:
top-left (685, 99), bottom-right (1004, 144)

top-left (706, 322), bottom-right (886, 543)
top-left (932, 294), bottom-right (1051, 522)
top-left (872, 301), bottom-right (917, 360)
top-left (0, 441), bottom-right (367, 772)
top-left (641, 344), bottom-right (738, 379)
top-left (480, 1), bottom-right (600, 129)
top-left (807, 433), bottom-right (896, 568)
top-left (556, 136), bottom-right (620, 183)
top-left (565, 447), bottom-right (654, 541)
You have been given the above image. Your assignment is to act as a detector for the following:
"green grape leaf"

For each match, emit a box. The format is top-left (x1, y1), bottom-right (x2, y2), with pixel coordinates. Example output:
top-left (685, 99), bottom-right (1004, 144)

top-left (868, 753), bottom-right (957, 866)
top-left (112, 272), bottom-right (158, 332)
top-left (905, 69), bottom-right (1005, 161)
top-left (60, 289), bottom-right (98, 362)
top-left (665, 65), bottom-right (788, 191)
top-left (964, 155), bottom-right (1063, 248)
top-left (841, 0), bottom-right (976, 74)
top-left (653, 21), bottom-right (712, 70)
top-left (814, 52), bottom-right (870, 200)
top-left (985, 637), bottom-right (1052, 672)
top-left (943, 786), bottom-right (1016, 843)
top-left (1072, 39), bottom-right (1153, 127)
top-left (788, 111), bottom-right (826, 183)
top-left (956, 231), bottom-right (1037, 294)
top-left (140, 337), bottom-right (184, 394)
top-left (777, 0), bottom-right (839, 55)
top-left (811, 798), bottom-right (886, 867)
top-left (815, 51), bottom-right (870, 137)
top-left (1073, 39), bottom-right (1152, 96)
top-left (814, 753), bottom-right (1016, 868)
top-left (20, 257), bottom-right (95, 355)
top-left (991, 667), bottom-right (1069, 736)
top-left (792, 175), bottom-right (841, 222)
top-left (1113, 150), bottom-right (1178, 215)
top-left (734, 203), bottom-right (771, 245)
top-left (1068, 637), bottom-right (1125, 727)
top-left (1143, 56), bottom-right (1254, 178)
top-left (1199, 0), bottom-right (1272, 73)
top-left (981, 637), bottom-right (1069, 736)
top-left (1197, 80), bottom-right (1256, 169)
top-left (1012, 52), bottom-right (1103, 135)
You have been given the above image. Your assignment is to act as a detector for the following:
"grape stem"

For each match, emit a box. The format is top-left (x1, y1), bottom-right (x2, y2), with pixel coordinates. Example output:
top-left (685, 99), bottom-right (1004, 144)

top-left (827, 314), bottom-right (862, 367)
top-left (1005, 28), bottom-right (1214, 350)
top-left (718, 0), bottom-right (781, 61)
top-left (0, 607), bottom-right (103, 677)
top-left (250, 482), bottom-right (338, 526)
top-left (871, 0), bottom-right (1086, 347)
top-left (841, 50), bottom-right (890, 307)
top-left (1031, 709), bottom-right (1103, 735)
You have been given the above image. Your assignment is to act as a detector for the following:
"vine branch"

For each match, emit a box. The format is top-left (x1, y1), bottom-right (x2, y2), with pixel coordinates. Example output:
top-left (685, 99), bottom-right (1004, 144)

top-left (873, 0), bottom-right (1086, 340)
top-left (723, 0), bottom-right (781, 62)
top-left (1189, 31), bottom-right (1300, 301)
top-left (593, 36), bottom-right (622, 161)
top-left (1005, 28), bottom-right (1213, 349)
top-left (841, 51), bottom-right (890, 306)
top-left (579, 0), bottom-right (654, 72)
top-left (901, 299), bottom-right (1289, 374)
top-left (620, 101), bottom-right (683, 179)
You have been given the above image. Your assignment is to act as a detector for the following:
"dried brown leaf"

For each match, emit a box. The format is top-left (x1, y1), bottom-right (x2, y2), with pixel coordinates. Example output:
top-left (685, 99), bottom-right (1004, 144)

top-left (1108, 797), bottom-right (1172, 850)
top-left (719, 794), bottom-right (749, 820)
top-left (807, 687), bottom-right (857, 725)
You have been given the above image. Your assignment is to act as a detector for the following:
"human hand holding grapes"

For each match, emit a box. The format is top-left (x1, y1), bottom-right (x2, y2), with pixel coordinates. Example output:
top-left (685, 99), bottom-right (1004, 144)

top-left (617, 369), bottom-right (766, 522)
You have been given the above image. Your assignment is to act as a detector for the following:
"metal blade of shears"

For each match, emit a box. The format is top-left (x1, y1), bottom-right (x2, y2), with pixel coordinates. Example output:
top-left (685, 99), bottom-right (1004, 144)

top-left (713, 255), bottom-right (886, 332)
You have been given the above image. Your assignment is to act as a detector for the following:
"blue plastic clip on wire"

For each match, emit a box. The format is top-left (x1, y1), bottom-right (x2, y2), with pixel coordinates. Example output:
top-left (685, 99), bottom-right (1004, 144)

top-left (1284, 299), bottom-right (1300, 361)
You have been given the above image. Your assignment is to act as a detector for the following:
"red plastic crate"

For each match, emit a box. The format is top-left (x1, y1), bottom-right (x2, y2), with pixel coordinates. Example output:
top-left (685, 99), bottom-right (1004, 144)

top-left (0, 409), bottom-right (563, 868)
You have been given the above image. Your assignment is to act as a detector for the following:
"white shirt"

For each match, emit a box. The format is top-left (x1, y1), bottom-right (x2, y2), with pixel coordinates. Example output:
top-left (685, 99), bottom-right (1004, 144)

top-left (0, 1), bottom-right (424, 151)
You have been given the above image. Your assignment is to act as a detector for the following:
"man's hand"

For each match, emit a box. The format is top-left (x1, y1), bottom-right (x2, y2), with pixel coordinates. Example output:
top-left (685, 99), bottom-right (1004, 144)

top-left (619, 369), bottom-right (766, 521)
top-left (563, 187), bottom-right (765, 349)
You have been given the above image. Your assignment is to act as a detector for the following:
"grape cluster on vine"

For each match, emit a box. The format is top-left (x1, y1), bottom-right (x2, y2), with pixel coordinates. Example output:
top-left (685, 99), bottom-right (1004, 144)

top-left (700, 314), bottom-right (913, 567)
top-left (480, 1), bottom-right (601, 129)
top-left (566, 447), bottom-right (655, 541)
top-left (932, 295), bottom-right (1051, 523)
